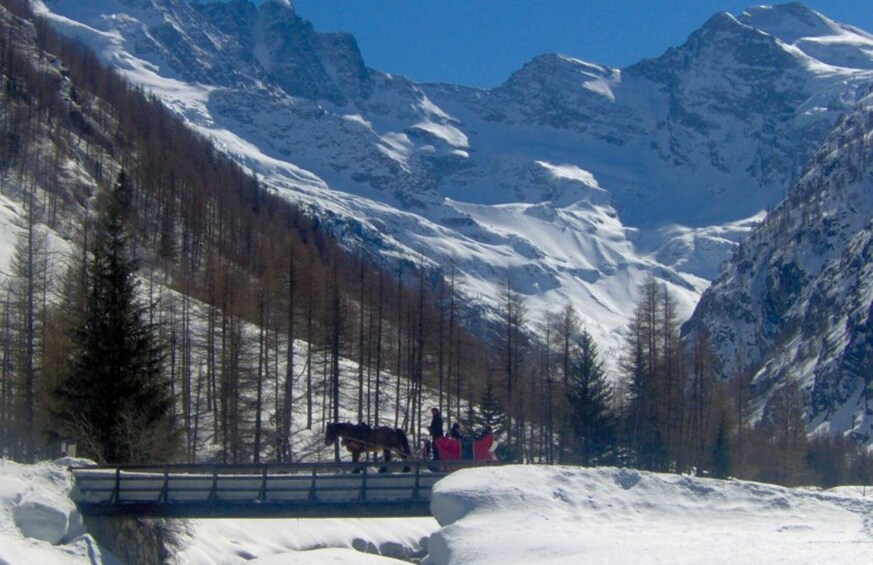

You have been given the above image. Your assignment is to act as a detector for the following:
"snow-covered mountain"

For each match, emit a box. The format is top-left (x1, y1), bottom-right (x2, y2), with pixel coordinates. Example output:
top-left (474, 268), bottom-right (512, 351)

top-left (684, 86), bottom-right (873, 441)
top-left (32, 0), bottom-right (873, 360)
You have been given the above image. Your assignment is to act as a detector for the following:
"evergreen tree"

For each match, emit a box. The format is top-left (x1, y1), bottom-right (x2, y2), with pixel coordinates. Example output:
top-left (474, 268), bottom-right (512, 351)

top-left (710, 411), bottom-right (731, 479)
top-left (461, 378), bottom-right (515, 460)
top-left (54, 172), bottom-right (176, 463)
top-left (473, 378), bottom-right (505, 435)
top-left (566, 329), bottom-right (617, 466)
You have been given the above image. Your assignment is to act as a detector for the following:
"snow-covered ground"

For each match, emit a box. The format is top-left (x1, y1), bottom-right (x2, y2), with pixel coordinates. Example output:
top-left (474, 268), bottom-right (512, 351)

top-left (5, 459), bottom-right (873, 564)
top-left (0, 459), bottom-right (111, 564)
top-left (175, 517), bottom-right (436, 564)
top-left (427, 465), bottom-right (873, 564)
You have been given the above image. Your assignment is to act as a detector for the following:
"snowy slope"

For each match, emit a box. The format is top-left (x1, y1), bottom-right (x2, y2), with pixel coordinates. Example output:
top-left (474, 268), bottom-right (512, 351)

top-left (685, 86), bottom-right (873, 440)
top-left (426, 465), bottom-right (873, 564)
top-left (30, 0), bottom-right (873, 364)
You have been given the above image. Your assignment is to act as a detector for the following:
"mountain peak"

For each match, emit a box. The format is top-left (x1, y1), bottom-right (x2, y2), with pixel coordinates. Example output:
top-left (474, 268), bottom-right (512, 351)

top-left (495, 53), bottom-right (620, 111)
top-left (511, 53), bottom-right (612, 79)
top-left (500, 53), bottom-right (616, 90)
top-left (259, 0), bottom-right (297, 17)
top-left (250, 0), bottom-right (371, 103)
top-left (628, 7), bottom-right (796, 85)
top-left (739, 3), bottom-right (839, 43)
top-left (738, 2), bottom-right (873, 69)
top-left (700, 11), bottom-right (747, 34)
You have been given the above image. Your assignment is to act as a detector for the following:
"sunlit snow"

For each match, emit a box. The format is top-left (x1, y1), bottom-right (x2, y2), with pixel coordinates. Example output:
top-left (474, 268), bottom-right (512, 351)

top-left (4, 460), bottom-right (873, 564)
top-left (426, 465), bottom-right (873, 564)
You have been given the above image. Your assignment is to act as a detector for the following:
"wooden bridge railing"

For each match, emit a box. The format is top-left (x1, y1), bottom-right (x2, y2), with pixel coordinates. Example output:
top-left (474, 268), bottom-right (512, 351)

top-left (70, 460), bottom-right (489, 518)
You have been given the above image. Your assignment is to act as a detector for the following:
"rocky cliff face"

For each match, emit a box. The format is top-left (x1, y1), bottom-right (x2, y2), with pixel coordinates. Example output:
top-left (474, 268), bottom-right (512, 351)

top-left (194, 0), bottom-right (372, 104)
top-left (684, 87), bottom-right (873, 440)
top-left (35, 0), bottom-right (873, 366)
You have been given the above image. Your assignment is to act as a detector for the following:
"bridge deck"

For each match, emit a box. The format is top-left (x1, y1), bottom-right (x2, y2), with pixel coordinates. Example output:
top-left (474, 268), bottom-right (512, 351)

top-left (70, 461), bottom-right (477, 518)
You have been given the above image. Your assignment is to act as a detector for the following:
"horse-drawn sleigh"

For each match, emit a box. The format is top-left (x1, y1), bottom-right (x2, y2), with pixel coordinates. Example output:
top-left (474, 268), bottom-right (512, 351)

top-left (325, 422), bottom-right (496, 471)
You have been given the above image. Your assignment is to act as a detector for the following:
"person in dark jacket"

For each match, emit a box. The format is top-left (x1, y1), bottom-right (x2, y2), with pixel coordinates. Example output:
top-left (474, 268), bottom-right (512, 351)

top-left (428, 407), bottom-right (444, 459)
top-left (429, 408), bottom-right (444, 438)
top-left (449, 422), bottom-right (463, 439)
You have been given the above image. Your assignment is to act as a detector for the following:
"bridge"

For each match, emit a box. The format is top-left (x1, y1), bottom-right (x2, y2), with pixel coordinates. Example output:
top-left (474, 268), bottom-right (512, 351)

top-left (70, 460), bottom-right (475, 518)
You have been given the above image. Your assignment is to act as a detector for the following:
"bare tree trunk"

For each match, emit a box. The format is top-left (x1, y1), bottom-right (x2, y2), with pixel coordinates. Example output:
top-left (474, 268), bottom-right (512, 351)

top-left (394, 262), bottom-right (403, 429)
top-left (415, 264), bottom-right (425, 444)
top-left (306, 250), bottom-right (314, 430)
top-left (446, 264), bottom-right (456, 422)
top-left (253, 292), bottom-right (267, 464)
top-left (22, 181), bottom-right (36, 462)
top-left (283, 251), bottom-right (295, 461)
top-left (330, 259), bottom-right (341, 462)
top-left (191, 366), bottom-right (204, 463)
top-left (181, 282), bottom-right (192, 462)
top-left (374, 271), bottom-right (384, 426)
top-left (357, 260), bottom-right (365, 423)
top-left (0, 300), bottom-right (11, 457)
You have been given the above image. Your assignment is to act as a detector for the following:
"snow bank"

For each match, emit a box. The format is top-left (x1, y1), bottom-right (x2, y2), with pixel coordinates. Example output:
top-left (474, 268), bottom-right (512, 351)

top-left (13, 489), bottom-right (79, 544)
top-left (244, 547), bottom-right (406, 564)
top-left (174, 516), bottom-right (438, 564)
top-left (426, 465), bottom-right (873, 564)
top-left (0, 458), bottom-right (112, 564)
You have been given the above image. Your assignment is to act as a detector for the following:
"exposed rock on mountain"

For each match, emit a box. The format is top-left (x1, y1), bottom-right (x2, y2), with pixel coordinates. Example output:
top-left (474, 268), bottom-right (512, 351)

top-left (684, 87), bottom-right (873, 440)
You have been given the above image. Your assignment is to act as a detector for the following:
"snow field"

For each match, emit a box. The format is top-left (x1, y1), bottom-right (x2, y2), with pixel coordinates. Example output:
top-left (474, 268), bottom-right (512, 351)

top-left (426, 465), bottom-right (873, 564)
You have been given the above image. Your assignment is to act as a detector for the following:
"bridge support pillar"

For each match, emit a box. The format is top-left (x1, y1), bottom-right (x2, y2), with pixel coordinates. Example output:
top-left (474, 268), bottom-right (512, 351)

top-left (83, 515), bottom-right (182, 563)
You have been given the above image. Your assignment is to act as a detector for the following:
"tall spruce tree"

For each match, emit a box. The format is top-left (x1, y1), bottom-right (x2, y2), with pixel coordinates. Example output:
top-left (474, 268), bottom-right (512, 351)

top-left (472, 378), bottom-right (505, 435)
top-left (469, 378), bottom-right (515, 461)
top-left (566, 329), bottom-right (617, 466)
top-left (55, 172), bottom-right (175, 463)
top-left (710, 411), bottom-right (732, 479)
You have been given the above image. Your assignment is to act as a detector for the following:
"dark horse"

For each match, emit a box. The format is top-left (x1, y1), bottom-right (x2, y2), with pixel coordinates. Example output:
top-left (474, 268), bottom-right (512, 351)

top-left (325, 422), bottom-right (412, 471)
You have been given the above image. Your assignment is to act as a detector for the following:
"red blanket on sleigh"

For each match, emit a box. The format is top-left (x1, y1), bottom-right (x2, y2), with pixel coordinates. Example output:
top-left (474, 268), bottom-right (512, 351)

top-left (434, 434), bottom-right (496, 461)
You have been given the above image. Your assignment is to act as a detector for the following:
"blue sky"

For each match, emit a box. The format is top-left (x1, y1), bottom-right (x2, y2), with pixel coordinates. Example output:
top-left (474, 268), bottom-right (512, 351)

top-left (262, 1), bottom-right (873, 88)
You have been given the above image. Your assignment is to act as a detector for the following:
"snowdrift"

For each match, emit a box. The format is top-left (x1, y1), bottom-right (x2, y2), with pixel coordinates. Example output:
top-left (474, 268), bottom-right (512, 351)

top-left (426, 465), bottom-right (873, 564)
top-left (0, 458), bottom-right (112, 564)
top-left (175, 517), bottom-right (435, 564)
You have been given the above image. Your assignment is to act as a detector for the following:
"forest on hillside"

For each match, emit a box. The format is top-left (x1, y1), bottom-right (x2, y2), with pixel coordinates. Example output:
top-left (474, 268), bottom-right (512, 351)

top-left (0, 0), bottom-right (494, 465)
top-left (1, 0), bottom-right (872, 488)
